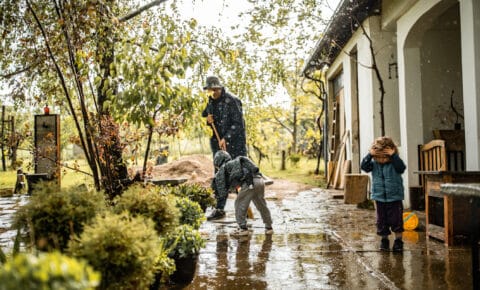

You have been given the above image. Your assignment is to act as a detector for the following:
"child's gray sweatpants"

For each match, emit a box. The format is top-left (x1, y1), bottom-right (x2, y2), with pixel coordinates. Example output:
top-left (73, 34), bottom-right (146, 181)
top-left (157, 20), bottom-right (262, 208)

top-left (235, 176), bottom-right (273, 229)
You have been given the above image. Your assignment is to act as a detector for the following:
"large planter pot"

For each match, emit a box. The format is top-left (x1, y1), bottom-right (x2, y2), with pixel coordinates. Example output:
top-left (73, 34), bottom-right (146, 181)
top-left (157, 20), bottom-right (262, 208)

top-left (169, 255), bottom-right (198, 284)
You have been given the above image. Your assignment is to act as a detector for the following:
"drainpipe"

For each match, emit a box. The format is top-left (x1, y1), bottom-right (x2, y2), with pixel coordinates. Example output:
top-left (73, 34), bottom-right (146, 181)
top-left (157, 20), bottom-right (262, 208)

top-left (321, 81), bottom-right (329, 179)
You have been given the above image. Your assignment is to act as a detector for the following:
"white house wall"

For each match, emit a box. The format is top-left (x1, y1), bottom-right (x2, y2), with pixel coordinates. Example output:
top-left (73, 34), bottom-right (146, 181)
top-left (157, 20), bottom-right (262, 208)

top-left (460, 0), bottom-right (480, 170)
top-left (319, 0), bottom-right (480, 207)
top-left (397, 0), bottom-right (445, 198)
top-left (327, 16), bottom-right (400, 172)
top-left (327, 21), bottom-right (375, 169)
top-left (420, 7), bottom-right (462, 141)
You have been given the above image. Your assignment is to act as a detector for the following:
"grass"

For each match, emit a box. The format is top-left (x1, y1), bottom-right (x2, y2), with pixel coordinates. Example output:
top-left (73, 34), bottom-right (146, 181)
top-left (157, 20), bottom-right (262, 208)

top-left (259, 155), bottom-right (327, 188)
top-left (0, 154), bottom-right (327, 191)
top-left (0, 170), bottom-right (17, 189)
top-left (0, 159), bottom-right (93, 190)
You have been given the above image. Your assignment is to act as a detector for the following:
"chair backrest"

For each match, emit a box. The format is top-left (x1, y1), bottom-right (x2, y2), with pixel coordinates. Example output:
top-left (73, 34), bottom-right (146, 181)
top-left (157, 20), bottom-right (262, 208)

top-left (433, 129), bottom-right (465, 171)
top-left (418, 140), bottom-right (447, 193)
top-left (420, 139), bottom-right (447, 172)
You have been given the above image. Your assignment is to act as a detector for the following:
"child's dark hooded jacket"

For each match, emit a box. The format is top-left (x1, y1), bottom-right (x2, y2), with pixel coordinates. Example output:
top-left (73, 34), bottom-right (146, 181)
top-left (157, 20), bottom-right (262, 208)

top-left (212, 151), bottom-right (260, 201)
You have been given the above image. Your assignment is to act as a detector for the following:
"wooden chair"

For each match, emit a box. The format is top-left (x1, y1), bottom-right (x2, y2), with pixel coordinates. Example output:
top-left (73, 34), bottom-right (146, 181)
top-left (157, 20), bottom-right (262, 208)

top-left (433, 130), bottom-right (465, 172)
top-left (419, 139), bottom-right (447, 191)
top-left (418, 137), bottom-right (476, 246)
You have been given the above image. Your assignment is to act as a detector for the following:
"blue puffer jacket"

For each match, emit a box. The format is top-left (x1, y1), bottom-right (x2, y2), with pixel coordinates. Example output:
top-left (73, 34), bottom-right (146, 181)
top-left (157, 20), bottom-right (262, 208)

top-left (360, 153), bottom-right (406, 202)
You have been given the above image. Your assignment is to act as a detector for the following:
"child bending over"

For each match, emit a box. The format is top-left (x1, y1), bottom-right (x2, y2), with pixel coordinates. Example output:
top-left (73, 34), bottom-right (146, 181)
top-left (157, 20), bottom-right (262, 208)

top-left (212, 150), bottom-right (273, 236)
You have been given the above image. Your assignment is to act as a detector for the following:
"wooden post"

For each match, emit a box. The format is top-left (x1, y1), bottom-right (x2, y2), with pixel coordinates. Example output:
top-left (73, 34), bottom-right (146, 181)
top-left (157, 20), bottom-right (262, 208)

top-left (281, 150), bottom-right (286, 170)
top-left (10, 116), bottom-right (16, 168)
top-left (34, 114), bottom-right (61, 188)
top-left (343, 174), bottom-right (369, 204)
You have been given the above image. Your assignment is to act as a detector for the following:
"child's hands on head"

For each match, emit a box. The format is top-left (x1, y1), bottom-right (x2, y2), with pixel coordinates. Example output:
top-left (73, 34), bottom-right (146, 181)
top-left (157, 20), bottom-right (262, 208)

top-left (370, 144), bottom-right (384, 157)
top-left (383, 147), bottom-right (395, 156)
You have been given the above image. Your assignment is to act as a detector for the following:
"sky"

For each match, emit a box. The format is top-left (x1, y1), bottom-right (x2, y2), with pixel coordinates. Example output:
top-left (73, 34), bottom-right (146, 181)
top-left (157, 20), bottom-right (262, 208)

top-left (173, 0), bottom-right (341, 107)
top-left (174, 0), bottom-right (342, 54)
top-left (176, 0), bottom-right (340, 33)
top-left (176, 0), bottom-right (254, 31)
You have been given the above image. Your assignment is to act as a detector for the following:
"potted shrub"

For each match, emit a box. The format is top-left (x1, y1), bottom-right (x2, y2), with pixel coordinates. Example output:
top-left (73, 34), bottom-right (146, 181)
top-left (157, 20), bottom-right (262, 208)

top-left (13, 183), bottom-right (107, 251)
top-left (113, 183), bottom-right (180, 236)
top-left (175, 196), bottom-right (206, 229)
top-left (163, 224), bottom-right (205, 284)
top-left (69, 212), bottom-right (167, 290)
top-left (161, 183), bottom-right (216, 212)
top-left (0, 251), bottom-right (100, 289)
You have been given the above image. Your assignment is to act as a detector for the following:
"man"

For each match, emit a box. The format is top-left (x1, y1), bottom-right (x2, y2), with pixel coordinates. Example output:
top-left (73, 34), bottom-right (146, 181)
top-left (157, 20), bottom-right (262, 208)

top-left (202, 75), bottom-right (247, 220)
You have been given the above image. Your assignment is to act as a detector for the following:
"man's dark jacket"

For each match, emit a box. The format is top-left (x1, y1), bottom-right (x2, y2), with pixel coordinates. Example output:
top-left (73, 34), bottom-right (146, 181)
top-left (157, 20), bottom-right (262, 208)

top-left (202, 88), bottom-right (246, 158)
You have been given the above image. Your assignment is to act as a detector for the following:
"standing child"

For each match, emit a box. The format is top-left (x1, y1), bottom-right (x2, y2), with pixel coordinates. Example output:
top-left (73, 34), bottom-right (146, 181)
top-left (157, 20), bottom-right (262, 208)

top-left (361, 136), bottom-right (406, 252)
top-left (211, 150), bottom-right (273, 236)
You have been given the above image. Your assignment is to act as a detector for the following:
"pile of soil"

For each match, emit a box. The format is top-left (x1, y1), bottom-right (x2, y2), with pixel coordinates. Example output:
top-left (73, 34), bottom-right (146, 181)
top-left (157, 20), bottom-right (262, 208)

top-left (131, 154), bottom-right (313, 196)
top-left (149, 154), bottom-right (214, 187)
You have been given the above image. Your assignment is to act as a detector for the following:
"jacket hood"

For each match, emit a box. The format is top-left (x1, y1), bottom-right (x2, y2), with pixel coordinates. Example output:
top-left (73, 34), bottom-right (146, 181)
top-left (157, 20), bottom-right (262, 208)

top-left (214, 150), bottom-right (232, 168)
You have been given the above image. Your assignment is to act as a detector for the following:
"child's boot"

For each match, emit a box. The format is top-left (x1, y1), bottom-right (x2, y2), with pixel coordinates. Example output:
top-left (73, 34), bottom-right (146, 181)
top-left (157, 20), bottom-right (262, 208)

top-left (379, 237), bottom-right (389, 251)
top-left (392, 238), bottom-right (403, 252)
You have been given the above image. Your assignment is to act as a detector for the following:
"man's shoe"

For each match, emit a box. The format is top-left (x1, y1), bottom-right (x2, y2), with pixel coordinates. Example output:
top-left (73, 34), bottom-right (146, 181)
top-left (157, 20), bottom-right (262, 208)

top-left (392, 239), bottom-right (403, 252)
top-left (379, 238), bottom-right (389, 251)
top-left (265, 227), bottom-right (274, 234)
top-left (207, 209), bottom-right (225, 221)
top-left (230, 227), bottom-right (250, 237)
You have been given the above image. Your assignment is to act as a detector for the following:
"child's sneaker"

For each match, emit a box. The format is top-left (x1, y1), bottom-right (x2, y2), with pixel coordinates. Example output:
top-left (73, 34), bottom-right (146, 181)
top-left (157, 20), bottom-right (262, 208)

top-left (392, 238), bottom-right (403, 252)
top-left (265, 227), bottom-right (274, 234)
top-left (379, 238), bottom-right (389, 251)
top-left (230, 227), bottom-right (250, 237)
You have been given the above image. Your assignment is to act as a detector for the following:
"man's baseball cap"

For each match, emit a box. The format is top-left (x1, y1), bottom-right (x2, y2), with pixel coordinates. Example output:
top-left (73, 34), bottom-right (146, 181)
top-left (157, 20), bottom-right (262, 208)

top-left (203, 76), bottom-right (223, 90)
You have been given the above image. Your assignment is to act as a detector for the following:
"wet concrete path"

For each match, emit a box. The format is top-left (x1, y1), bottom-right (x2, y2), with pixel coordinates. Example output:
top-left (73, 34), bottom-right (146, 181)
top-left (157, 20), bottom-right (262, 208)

top-left (0, 184), bottom-right (473, 289)
top-left (169, 185), bottom-right (473, 290)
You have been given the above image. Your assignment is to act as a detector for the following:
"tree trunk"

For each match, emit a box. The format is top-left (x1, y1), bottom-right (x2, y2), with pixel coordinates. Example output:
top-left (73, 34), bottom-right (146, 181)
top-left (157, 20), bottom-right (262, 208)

top-left (143, 124), bottom-right (154, 178)
top-left (291, 102), bottom-right (298, 153)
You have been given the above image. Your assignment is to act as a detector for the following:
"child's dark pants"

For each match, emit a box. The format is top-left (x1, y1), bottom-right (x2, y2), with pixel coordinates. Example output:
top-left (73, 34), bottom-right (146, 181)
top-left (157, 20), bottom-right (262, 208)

top-left (375, 200), bottom-right (404, 236)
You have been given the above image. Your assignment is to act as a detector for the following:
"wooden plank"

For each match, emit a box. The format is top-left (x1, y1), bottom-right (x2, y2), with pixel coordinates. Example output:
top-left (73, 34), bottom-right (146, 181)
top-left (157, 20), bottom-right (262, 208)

top-left (327, 130), bottom-right (349, 188)
top-left (338, 160), bottom-right (351, 189)
top-left (427, 223), bottom-right (445, 242)
top-left (332, 141), bottom-right (346, 189)
top-left (444, 195), bottom-right (454, 246)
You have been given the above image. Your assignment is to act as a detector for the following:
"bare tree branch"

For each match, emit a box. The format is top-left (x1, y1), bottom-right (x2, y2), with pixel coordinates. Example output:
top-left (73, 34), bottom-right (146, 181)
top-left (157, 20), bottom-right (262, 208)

top-left (269, 106), bottom-right (293, 134)
top-left (0, 61), bottom-right (42, 79)
top-left (119, 0), bottom-right (168, 22)
top-left (353, 16), bottom-right (386, 136)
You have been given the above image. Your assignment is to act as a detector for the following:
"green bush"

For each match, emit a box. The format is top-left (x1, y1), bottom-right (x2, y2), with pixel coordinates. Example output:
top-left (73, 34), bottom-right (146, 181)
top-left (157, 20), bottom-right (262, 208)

top-left (176, 197), bottom-right (206, 229)
top-left (13, 183), bottom-right (107, 251)
top-left (288, 153), bottom-right (301, 166)
top-left (163, 225), bottom-right (205, 259)
top-left (113, 183), bottom-right (179, 236)
top-left (0, 247), bottom-right (6, 264)
top-left (0, 251), bottom-right (100, 290)
top-left (69, 212), bottom-right (163, 290)
top-left (162, 183), bottom-right (216, 212)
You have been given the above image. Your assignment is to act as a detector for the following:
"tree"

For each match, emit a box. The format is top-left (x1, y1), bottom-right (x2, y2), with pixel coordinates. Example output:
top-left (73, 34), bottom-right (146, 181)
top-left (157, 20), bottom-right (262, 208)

top-left (0, 0), bottom-right (205, 199)
top-left (302, 68), bottom-right (328, 174)
top-left (238, 0), bottom-right (329, 160)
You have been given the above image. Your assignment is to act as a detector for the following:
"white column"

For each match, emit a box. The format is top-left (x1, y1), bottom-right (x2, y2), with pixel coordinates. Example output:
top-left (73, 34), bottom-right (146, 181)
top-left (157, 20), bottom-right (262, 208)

top-left (460, 0), bottom-right (480, 170)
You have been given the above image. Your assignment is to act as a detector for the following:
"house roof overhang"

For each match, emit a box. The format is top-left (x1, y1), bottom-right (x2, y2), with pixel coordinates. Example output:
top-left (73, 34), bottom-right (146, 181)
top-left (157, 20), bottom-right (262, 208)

top-left (302, 0), bottom-right (381, 77)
